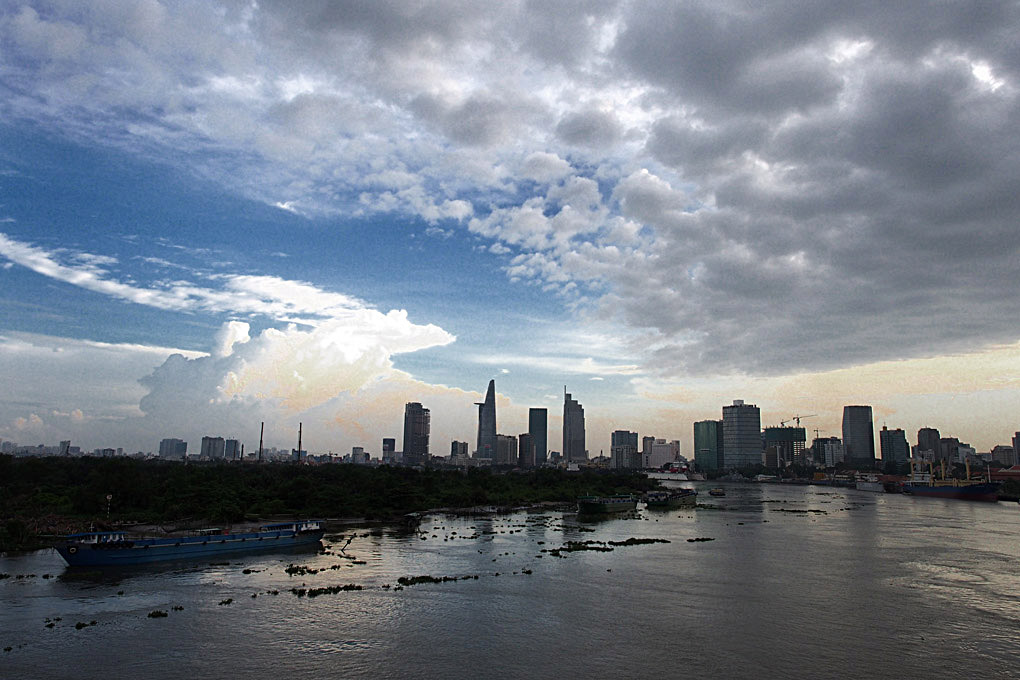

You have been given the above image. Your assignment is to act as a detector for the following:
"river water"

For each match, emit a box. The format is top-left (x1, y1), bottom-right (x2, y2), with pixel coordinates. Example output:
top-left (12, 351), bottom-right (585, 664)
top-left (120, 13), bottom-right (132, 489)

top-left (2, 483), bottom-right (1019, 680)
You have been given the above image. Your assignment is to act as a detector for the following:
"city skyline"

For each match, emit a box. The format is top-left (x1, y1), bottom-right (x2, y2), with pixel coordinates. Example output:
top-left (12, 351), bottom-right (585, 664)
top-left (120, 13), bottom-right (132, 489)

top-left (1, 3), bottom-right (1019, 458)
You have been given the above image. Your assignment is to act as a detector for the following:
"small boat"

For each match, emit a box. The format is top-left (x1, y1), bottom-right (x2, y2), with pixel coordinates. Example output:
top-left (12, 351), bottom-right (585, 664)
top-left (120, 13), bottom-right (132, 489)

top-left (854, 473), bottom-right (886, 493)
top-left (644, 489), bottom-right (698, 508)
top-left (577, 494), bottom-right (638, 514)
top-left (56, 520), bottom-right (325, 567)
top-left (647, 471), bottom-right (689, 481)
top-left (708, 488), bottom-right (726, 497)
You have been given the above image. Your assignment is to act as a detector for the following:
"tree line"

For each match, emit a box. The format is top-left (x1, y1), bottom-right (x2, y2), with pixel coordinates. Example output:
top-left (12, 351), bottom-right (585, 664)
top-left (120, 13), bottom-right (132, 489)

top-left (0, 455), bottom-right (657, 551)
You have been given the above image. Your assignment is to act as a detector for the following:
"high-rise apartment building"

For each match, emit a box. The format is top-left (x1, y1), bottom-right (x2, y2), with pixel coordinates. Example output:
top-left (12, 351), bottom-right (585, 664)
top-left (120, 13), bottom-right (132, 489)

top-left (224, 439), bottom-right (241, 461)
top-left (812, 437), bottom-right (844, 467)
top-left (200, 436), bottom-right (225, 460)
top-left (529, 408), bottom-right (548, 466)
top-left (494, 434), bottom-right (518, 466)
top-left (610, 430), bottom-right (639, 469)
top-left (763, 427), bottom-right (807, 467)
top-left (159, 438), bottom-right (187, 460)
top-left (693, 420), bottom-right (724, 472)
top-left (402, 402), bottom-right (430, 466)
top-left (939, 437), bottom-right (961, 463)
top-left (382, 438), bottom-right (396, 461)
top-left (562, 389), bottom-right (586, 463)
top-left (993, 443), bottom-right (1016, 466)
top-left (722, 400), bottom-right (761, 469)
top-left (879, 426), bottom-right (909, 465)
top-left (643, 439), bottom-right (680, 469)
top-left (518, 433), bottom-right (534, 468)
top-left (842, 405), bottom-right (875, 466)
top-left (475, 379), bottom-right (496, 459)
top-left (916, 428), bottom-right (941, 459)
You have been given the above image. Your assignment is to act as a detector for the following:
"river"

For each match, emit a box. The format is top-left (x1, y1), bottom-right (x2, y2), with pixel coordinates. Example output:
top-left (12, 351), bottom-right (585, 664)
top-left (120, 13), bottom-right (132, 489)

top-left (2, 483), bottom-right (1019, 679)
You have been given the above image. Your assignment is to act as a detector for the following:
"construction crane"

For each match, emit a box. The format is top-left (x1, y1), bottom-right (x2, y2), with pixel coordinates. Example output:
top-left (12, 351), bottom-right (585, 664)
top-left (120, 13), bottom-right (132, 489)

top-left (780, 414), bottom-right (816, 427)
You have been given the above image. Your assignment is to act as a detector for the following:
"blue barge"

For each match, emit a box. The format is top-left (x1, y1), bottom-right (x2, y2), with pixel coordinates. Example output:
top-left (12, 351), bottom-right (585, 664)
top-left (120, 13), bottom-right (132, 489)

top-left (55, 520), bottom-right (325, 567)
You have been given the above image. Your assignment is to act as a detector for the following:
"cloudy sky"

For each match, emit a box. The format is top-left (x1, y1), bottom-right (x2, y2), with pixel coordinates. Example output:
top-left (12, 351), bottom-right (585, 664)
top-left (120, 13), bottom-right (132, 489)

top-left (1, 1), bottom-right (1018, 457)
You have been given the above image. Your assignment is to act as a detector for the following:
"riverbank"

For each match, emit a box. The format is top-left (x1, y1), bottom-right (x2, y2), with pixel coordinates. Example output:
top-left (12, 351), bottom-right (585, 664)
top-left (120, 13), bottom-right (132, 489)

top-left (1, 455), bottom-right (656, 551)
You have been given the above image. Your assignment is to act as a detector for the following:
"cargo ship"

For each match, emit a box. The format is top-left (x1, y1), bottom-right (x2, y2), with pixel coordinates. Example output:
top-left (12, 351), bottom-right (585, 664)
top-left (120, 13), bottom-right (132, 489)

top-left (643, 489), bottom-right (698, 508)
top-left (577, 495), bottom-right (638, 514)
top-left (901, 460), bottom-right (1000, 502)
top-left (56, 520), bottom-right (325, 567)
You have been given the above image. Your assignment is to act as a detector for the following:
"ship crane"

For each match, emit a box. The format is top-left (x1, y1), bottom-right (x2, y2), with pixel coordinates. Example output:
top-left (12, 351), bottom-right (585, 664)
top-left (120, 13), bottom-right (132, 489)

top-left (780, 414), bottom-right (816, 427)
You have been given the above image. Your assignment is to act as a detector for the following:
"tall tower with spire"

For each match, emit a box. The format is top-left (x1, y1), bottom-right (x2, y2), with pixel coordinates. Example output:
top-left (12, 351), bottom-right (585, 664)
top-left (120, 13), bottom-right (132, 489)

top-left (475, 379), bottom-right (497, 459)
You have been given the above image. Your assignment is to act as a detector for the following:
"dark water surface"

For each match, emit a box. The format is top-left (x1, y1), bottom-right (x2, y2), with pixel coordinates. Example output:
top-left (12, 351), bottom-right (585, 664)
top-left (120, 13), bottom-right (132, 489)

top-left (3, 483), bottom-right (1019, 679)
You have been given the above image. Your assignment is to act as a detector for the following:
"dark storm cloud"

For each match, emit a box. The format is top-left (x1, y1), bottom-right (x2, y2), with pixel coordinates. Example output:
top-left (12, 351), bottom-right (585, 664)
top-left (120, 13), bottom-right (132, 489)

top-left (3, 0), bottom-right (1019, 378)
top-left (556, 109), bottom-right (624, 148)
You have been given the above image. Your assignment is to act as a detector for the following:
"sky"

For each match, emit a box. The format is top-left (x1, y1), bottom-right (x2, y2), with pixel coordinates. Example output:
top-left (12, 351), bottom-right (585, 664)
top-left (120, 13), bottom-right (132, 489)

top-left (1, 1), bottom-right (1018, 458)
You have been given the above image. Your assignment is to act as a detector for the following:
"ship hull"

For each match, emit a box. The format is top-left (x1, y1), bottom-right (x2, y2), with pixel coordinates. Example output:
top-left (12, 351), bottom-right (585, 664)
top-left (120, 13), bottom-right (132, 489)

top-left (56, 528), bottom-right (325, 567)
top-left (577, 496), bottom-right (637, 514)
top-left (644, 490), bottom-right (698, 508)
top-left (902, 483), bottom-right (999, 502)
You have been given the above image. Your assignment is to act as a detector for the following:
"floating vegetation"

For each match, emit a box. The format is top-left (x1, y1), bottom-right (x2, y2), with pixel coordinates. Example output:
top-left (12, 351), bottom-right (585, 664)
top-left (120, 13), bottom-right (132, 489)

top-left (117, 591), bottom-right (124, 595)
top-left (608, 538), bottom-right (670, 547)
top-left (0, 573), bottom-right (9, 579)
top-left (74, 621), bottom-right (98, 630)
top-left (772, 508), bottom-right (827, 514)
top-left (397, 575), bottom-right (462, 586)
top-left (687, 537), bottom-right (715, 542)
top-left (171, 606), bottom-right (184, 611)
top-left (218, 598), bottom-right (233, 606)
top-left (291, 584), bottom-right (363, 598)
top-left (44, 622), bottom-right (54, 628)
top-left (242, 568), bottom-right (262, 574)
top-left (147, 610), bottom-right (168, 618)
top-left (285, 564), bottom-right (318, 576)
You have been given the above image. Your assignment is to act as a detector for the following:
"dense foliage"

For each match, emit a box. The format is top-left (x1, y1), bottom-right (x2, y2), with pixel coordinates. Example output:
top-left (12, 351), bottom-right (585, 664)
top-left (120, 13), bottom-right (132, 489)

top-left (0, 455), bottom-right (657, 550)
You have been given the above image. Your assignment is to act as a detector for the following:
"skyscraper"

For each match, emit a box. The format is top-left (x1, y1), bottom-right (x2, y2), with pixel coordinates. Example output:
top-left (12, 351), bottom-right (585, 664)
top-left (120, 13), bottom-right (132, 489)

top-left (763, 427), bottom-right (806, 467)
top-left (916, 427), bottom-right (941, 459)
top-left (693, 420), bottom-right (724, 472)
top-left (518, 433), bottom-right (534, 468)
top-left (529, 408), bottom-right (548, 466)
top-left (494, 434), bottom-right (517, 465)
top-left (812, 436), bottom-right (844, 467)
top-left (475, 379), bottom-right (496, 459)
top-left (610, 430), bottom-right (639, 469)
top-left (722, 400), bottom-right (761, 469)
top-left (879, 426), bottom-right (909, 465)
top-left (402, 402), bottom-right (430, 466)
top-left (562, 389), bottom-right (586, 463)
top-left (842, 405), bottom-right (875, 466)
